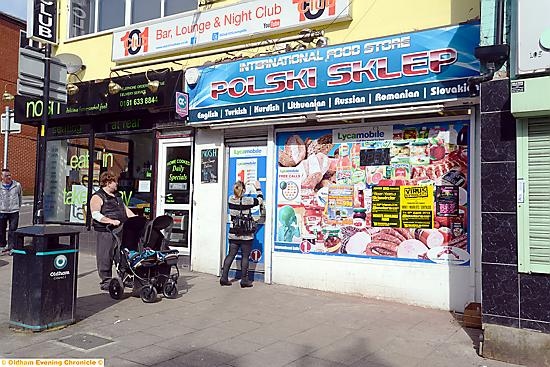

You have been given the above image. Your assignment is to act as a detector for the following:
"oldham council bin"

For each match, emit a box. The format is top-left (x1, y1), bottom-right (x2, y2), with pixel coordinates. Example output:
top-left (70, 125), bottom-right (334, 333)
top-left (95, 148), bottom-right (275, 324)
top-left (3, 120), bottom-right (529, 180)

top-left (9, 225), bottom-right (80, 331)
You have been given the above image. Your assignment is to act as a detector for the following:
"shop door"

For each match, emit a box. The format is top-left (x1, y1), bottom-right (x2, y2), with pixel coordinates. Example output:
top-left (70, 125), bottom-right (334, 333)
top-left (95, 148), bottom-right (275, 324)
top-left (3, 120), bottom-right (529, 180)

top-left (225, 143), bottom-right (267, 281)
top-left (157, 138), bottom-right (193, 256)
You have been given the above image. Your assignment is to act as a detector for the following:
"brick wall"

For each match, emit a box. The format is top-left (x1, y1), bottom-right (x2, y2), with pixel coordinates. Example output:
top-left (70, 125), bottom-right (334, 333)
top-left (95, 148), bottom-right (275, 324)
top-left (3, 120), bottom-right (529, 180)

top-left (0, 14), bottom-right (37, 195)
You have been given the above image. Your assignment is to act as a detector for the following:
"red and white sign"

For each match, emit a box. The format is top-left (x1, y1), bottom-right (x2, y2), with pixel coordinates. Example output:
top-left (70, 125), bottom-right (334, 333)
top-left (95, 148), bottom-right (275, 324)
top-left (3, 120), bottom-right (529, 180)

top-left (250, 249), bottom-right (262, 263)
top-left (112, 0), bottom-right (352, 62)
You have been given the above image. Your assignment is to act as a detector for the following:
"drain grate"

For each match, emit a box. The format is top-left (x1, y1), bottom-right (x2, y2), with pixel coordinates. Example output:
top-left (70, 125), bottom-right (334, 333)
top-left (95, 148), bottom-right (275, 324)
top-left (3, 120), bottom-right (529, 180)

top-left (59, 333), bottom-right (113, 350)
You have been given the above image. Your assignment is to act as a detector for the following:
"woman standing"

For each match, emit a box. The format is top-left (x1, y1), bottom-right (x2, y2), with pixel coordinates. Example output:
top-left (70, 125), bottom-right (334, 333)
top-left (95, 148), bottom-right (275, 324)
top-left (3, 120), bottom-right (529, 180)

top-left (220, 180), bottom-right (263, 288)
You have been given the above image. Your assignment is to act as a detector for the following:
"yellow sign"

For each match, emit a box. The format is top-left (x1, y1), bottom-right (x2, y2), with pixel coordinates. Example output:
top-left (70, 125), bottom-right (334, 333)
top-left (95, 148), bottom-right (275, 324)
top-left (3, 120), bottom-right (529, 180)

top-left (400, 186), bottom-right (434, 228)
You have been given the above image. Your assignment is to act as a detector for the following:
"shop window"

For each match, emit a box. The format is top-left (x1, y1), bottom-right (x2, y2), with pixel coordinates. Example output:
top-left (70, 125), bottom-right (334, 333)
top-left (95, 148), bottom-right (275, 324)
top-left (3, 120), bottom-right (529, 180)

top-left (517, 119), bottom-right (550, 274)
top-left (164, 0), bottom-right (198, 16)
top-left (95, 133), bottom-right (155, 219)
top-left (69, 0), bottom-right (96, 37)
top-left (98, 0), bottom-right (125, 32)
top-left (274, 120), bottom-right (471, 265)
top-left (44, 133), bottom-right (154, 224)
top-left (132, 0), bottom-right (161, 24)
top-left (44, 138), bottom-right (92, 223)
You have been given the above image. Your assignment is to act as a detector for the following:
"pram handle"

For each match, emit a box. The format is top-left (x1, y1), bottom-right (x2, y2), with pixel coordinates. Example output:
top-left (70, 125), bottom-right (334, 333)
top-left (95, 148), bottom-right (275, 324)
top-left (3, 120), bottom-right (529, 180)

top-left (107, 223), bottom-right (123, 236)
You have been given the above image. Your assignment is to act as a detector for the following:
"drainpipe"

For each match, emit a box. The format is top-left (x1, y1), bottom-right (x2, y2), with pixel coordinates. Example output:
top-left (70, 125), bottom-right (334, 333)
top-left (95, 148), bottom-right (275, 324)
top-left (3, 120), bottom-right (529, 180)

top-left (467, 0), bottom-right (508, 96)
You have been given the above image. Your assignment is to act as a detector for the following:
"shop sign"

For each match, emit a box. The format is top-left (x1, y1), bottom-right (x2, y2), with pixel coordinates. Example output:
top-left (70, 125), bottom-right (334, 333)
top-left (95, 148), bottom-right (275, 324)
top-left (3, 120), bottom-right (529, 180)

top-left (27, 0), bottom-right (58, 45)
top-left (175, 92), bottom-right (188, 119)
top-left (15, 71), bottom-right (183, 123)
top-left (188, 22), bottom-right (480, 124)
top-left (112, 0), bottom-right (351, 62)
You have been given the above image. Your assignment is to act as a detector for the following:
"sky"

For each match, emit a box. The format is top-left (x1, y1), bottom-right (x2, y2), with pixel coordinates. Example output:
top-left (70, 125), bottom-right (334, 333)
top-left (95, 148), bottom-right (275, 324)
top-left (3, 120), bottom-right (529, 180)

top-left (0, 1), bottom-right (27, 21)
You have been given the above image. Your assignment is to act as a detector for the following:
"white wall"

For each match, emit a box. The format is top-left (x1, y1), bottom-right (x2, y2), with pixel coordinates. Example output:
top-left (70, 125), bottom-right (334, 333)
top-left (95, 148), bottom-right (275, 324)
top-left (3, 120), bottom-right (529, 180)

top-left (190, 128), bottom-right (225, 275)
top-left (272, 253), bottom-right (475, 311)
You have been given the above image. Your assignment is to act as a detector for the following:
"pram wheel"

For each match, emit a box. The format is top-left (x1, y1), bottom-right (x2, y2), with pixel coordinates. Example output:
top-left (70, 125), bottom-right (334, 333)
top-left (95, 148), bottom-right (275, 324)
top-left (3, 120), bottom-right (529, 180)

top-left (140, 285), bottom-right (157, 303)
top-left (109, 278), bottom-right (124, 300)
top-left (163, 280), bottom-right (178, 299)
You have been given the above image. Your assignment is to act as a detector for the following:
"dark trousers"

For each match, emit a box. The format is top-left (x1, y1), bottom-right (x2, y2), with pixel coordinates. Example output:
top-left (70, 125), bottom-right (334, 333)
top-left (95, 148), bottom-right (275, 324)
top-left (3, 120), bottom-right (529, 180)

top-left (96, 231), bottom-right (116, 285)
top-left (0, 212), bottom-right (19, 249)
top-left (221, 239), bottom-right (253, 281)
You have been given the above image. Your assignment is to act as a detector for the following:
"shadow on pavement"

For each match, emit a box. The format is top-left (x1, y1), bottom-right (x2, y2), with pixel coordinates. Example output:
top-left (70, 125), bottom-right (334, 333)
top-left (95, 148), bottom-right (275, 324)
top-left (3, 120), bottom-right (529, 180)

top-left (0, 259), bottom-right (8, 268)
top-left (450, 311), bottom-right (482, 355)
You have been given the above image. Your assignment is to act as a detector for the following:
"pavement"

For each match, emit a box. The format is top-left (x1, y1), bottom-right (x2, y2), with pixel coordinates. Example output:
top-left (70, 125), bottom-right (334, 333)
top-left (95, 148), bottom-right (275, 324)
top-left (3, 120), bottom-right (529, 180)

top-left (0, 251), bottom-right (523, 367)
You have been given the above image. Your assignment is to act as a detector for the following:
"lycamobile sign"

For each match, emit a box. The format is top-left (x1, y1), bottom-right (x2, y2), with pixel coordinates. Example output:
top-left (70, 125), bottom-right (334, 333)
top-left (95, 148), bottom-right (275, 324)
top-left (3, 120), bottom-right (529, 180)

top-left (333, 125), bottom-right (393, 143)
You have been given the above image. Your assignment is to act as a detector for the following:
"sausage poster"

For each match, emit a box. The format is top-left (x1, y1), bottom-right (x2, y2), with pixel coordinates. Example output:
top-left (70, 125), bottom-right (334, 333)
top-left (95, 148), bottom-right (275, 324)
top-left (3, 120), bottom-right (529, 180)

top-left (274, 120), bottom-right (470, 265)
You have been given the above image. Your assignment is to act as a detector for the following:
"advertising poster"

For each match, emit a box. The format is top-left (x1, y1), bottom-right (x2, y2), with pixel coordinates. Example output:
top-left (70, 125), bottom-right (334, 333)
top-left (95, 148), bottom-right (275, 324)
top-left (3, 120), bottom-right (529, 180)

top-left (400, 186), bottom-right (434, 228)
top-left (371, 187), bottom-right (400, 227)
top-left (274, 120), bottom-right (470, 265)
top-left (278, 167), bottom-right (301, 205)
top-left (201, 148), bottom-right (218, 183)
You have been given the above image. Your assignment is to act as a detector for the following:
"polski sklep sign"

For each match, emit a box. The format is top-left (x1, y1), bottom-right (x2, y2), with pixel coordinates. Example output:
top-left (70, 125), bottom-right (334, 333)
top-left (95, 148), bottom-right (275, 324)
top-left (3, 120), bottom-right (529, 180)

top-left (187, 22), bottom-right (480, 124)
top-left (27, 0), bottom-right (58, 45)
top-left (112, 0), bottom-right (351, 62)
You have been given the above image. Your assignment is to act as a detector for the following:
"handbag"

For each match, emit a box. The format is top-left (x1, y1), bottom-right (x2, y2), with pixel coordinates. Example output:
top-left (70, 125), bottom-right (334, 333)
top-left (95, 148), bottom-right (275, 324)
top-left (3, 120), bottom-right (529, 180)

top-left (229, 197), bottom-right (258, 235)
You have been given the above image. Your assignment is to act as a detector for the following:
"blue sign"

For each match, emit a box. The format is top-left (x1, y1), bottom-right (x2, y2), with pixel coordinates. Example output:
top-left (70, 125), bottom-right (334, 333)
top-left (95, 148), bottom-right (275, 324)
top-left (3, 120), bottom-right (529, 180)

top-left (187, 22), bottom-right (480, 124)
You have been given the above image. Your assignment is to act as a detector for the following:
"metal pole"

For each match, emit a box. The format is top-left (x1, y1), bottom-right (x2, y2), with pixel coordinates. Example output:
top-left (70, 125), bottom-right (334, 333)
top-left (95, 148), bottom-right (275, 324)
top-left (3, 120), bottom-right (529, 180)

top-left (3, 106), bottom-right (9, 169)
top-left (34, 44), bottom-right (51, 224)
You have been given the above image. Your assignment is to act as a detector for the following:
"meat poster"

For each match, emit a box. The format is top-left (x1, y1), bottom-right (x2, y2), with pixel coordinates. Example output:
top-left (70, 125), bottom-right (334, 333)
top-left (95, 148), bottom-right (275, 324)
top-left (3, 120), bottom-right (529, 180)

top-left (274, 120), bottom-right (470, 265)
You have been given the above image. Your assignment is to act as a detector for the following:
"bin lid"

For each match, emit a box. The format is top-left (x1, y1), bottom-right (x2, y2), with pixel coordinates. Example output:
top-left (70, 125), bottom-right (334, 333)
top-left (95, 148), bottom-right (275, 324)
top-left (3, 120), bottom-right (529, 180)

top-left (16, 225), bottom-right (80, 237)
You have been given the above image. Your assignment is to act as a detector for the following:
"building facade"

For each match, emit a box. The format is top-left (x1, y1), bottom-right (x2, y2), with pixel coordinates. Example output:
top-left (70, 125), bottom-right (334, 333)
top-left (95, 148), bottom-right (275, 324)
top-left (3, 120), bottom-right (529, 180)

top-left (478, 0), bottom-right (550, 365)
top-left (14, 0), bottom-right (482, 310)
top-left (0, 12), bottom-right (37, 194)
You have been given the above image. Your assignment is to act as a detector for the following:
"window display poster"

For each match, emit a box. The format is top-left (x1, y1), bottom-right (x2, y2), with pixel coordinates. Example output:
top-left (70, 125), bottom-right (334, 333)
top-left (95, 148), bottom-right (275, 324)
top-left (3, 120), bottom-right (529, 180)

top-left (278, 167), bottom-right (301, 205)
top-left (274, 120), bottom-right (470, 265)
top-left (165, 146), bottom-right (192, 204)
top-left (371, 186), bottom-right (400, 227)
top-left (201, 148), bottom-right (218, 183)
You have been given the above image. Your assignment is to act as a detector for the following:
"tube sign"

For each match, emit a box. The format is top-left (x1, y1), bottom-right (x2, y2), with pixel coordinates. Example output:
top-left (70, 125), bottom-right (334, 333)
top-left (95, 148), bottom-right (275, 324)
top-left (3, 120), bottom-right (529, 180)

top-left (187, 22), bottom-right (480, 124)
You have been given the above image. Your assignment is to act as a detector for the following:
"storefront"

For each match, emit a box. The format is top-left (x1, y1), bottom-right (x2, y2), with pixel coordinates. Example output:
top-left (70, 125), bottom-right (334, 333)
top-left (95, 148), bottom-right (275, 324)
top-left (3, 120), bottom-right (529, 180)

top-left (14, 70), bottom-right (194, 255)
top-left (188, 21), bottom-right (481, 310)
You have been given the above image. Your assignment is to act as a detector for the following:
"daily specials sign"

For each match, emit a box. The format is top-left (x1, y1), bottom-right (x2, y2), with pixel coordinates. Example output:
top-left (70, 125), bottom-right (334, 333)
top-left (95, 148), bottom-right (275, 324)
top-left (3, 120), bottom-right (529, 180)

top-left (112, 0), bottom-right (352, 62)
top-left (187, 22), bottom-right (480, 124)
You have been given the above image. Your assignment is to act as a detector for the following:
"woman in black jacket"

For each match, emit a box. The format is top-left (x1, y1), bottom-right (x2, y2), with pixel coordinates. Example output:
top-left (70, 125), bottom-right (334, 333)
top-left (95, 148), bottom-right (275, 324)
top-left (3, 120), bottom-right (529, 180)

top-left (220, 180), bottom-right (263, 288)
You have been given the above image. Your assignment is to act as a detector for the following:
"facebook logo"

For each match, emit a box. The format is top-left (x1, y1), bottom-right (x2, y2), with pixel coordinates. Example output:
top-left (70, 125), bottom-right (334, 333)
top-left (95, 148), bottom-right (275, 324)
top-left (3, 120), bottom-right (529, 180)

top-left (212, 33), bottom-right (219, 41)
top-left (190, 37), bottom-right (196, 45)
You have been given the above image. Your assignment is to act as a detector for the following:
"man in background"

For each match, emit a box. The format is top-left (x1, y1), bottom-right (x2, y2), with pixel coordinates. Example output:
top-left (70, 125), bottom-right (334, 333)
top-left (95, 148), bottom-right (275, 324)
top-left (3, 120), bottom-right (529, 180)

top-left (0, 169), bottom-right (22, 255)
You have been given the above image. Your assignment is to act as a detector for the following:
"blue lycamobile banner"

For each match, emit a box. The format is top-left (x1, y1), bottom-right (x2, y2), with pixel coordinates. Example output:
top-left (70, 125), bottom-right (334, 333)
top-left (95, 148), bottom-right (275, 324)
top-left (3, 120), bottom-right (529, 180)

top-left (187, 21), bottom-right (480, 124)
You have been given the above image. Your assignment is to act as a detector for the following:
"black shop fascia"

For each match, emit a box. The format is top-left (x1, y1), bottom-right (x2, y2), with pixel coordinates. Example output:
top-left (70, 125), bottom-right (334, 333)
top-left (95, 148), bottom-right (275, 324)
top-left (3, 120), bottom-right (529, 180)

top-left (13, 70), bottom-right (188, 225)
top-left (14, 70), bottom-right (186, 135)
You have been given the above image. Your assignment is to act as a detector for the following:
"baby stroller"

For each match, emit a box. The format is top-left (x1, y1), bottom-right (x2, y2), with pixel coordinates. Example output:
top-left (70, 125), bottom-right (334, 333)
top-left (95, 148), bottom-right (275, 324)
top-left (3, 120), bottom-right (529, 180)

top-left (108, 215), bottom-right (180, 303)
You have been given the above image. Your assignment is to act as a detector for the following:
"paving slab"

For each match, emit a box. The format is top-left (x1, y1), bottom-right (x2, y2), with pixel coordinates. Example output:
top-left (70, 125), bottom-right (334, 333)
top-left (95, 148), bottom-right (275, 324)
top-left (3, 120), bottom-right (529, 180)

top-left (0, 253), bottom-right (523, 367)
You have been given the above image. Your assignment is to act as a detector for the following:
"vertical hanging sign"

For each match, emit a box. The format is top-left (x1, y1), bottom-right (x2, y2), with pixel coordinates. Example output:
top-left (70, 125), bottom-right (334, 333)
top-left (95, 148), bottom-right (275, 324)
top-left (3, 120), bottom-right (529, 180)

top-left (27, 0), bottom-right (58, 45)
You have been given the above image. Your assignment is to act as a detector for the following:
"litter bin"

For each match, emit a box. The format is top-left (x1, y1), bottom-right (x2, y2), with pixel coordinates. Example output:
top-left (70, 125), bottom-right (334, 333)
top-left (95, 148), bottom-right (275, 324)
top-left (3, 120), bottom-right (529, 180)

top-left (9, 225), bottom-right (80, 331)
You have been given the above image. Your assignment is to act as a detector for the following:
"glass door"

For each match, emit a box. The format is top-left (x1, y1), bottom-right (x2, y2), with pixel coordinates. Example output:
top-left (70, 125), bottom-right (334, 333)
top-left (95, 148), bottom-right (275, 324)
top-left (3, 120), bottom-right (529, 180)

top-left (156, 138), bottom-right (193, 256)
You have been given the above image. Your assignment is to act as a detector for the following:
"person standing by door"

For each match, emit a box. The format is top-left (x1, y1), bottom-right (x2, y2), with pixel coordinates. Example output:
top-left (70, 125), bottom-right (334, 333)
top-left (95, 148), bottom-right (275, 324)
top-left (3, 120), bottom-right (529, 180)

top-left (90, 171), bottom-right (136, 291)
top-left (0, 169), bottom-right (22, 255)
top-left (220, 180), bottom-right (263, 288)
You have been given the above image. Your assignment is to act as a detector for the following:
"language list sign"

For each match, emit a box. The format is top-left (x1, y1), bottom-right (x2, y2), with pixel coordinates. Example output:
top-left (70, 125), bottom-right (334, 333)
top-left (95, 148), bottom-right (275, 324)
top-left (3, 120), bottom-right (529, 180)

top-left (201, 149), bottom-right (218, 183)
top-left (400, 186), bottom-right (434, 228)
top-left (371, 186), bottom-right (400, 227)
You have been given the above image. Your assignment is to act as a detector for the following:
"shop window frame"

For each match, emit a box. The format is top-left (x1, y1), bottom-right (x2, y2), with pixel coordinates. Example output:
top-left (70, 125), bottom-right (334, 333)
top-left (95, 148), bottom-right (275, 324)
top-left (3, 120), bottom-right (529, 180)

top-left (43, 129), bottom-right (156, 226)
